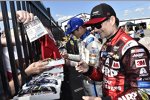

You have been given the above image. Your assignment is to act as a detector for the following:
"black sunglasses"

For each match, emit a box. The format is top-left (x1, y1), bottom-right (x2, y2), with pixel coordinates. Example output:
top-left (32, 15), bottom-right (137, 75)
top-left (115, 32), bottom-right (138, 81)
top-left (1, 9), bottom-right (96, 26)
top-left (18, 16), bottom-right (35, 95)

top-left (91, 23), bottom-right (102, 30)
top-left (91, 18), bottom-right (109, 30)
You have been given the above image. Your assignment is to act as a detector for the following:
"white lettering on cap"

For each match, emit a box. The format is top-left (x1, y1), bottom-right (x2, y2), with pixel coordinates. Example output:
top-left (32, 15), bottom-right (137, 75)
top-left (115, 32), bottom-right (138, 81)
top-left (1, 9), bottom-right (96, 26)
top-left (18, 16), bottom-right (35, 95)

top-left (92, 11), bottom-right (101, 16)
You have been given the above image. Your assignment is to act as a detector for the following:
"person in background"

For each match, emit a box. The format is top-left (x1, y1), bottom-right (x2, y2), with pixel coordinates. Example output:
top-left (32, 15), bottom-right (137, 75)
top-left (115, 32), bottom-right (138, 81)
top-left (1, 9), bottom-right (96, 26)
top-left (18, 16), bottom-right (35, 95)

top-left (65, 34), bottom-right (79, 54)
top-left (124, 25), bottom-right (136, 38)
top-left (1, 28), bottom-right (25, 81)
top-left (0, 10), bottom-right (49, 96)
top-left (91, 30), bottom-right (103, 44)
top-left (137, 26), bottom-right (145, 38)
top-left (0, 10), bottom-right (34, 81)
top-left (76, 3), bottom-right (150, 100)
top-left (61, 17), bottom-right (102, 97)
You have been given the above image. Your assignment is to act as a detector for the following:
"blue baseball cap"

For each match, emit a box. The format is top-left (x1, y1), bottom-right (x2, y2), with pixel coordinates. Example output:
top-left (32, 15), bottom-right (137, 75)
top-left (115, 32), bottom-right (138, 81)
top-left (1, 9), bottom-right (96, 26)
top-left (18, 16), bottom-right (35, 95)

top-left (65, 17), bottom-right (84, 35)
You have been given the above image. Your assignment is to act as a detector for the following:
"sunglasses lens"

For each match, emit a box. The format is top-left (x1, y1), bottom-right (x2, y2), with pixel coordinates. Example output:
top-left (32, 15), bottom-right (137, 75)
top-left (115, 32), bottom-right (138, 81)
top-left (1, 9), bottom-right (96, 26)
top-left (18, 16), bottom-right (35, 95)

top-left (95, 24), bottom-right (101, 29)
top-left (91, 18), bottom-right (109, 30)
top-left (91, 26), bottom-right (95, 30)
top-left (91, 23), bottom-right (102, 30)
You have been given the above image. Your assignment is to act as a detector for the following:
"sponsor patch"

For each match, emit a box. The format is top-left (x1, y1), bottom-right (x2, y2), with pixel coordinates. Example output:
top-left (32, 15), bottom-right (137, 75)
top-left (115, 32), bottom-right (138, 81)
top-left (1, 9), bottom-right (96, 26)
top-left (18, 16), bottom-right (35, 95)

top-left (101, 51), bottom-right (108, 58)
top-left (105, 58), bottom-right (110, 66)
top-left (139, 68), bottom-right (148, 76)
top-left (132, 53), bottom-right (144, 58)
top-left (102, 66), bottom-right (118, 77)
top-left (113, 54), bottom-right (119, 60)
top-left (137, 81), bottom-right (150, 88)
top-left (118, 91), bottom-right (137, 100)
top-left (112, 61), bottom-right (120, 69)
top-left (131, 48), bottom-right (145, 53)
top-left (122, 40), bottom-right (138, 55)
top-left (113, 46), bottom-right (119, 51)
top-left (135, 59), bottom-right (146, 68)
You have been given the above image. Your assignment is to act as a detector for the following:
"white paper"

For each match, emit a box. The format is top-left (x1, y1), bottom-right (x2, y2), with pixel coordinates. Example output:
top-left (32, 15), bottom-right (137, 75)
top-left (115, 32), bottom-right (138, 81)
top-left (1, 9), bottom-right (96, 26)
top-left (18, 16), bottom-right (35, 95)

top-left (24, 16), bottom-right (48, 42)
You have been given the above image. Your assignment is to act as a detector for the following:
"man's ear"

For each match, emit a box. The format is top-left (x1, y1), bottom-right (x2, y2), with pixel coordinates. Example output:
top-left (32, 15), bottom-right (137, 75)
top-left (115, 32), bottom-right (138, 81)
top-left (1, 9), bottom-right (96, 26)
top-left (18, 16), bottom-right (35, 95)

top-left (110, 16), bottom-right (116, 26)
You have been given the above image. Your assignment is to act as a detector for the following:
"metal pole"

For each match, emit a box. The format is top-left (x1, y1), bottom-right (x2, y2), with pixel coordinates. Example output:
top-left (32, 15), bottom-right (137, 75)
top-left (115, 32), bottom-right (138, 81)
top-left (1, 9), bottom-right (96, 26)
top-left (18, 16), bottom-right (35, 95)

top-left (1, 1), bottom-right (20, 94)
top-left (10, 1), bottom-right (27, 84)
top-left (16, 1), bottom-right (30, 67)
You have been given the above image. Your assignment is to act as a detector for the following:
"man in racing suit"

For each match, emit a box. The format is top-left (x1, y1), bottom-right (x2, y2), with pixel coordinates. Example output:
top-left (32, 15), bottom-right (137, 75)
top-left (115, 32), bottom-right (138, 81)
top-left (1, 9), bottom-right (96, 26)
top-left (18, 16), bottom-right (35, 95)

top-left (61, 17), bottom-right (102, 96)
top-left (75, 3), bottom-right (150, 100)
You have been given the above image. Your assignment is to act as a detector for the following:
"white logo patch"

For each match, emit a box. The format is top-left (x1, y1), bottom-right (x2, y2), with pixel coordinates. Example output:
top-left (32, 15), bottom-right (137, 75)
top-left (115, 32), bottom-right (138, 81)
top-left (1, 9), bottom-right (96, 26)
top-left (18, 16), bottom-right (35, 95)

top-left (132, 53), bottom-right (144, 58)
top-left (105, 58), bottom-right (110, 66)
top-left (131, 48), bottom-right (145, 53)
top-left (92, 11), bottom-right (99, 15)
top-left (139, 68), bottom-right (148, 76)
top-left (112, 61), bottom-right (120, 69)
top-left (102, 66), bottom-right (118, 77)
top-left (135, 59), bottom-right (146, 68)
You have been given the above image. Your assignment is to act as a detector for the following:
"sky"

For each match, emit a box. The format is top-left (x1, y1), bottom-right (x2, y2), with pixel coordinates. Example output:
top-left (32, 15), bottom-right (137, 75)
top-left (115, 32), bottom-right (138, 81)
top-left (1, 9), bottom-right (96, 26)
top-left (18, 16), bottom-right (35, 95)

top-left (43, 0), bottom-right (150, 24)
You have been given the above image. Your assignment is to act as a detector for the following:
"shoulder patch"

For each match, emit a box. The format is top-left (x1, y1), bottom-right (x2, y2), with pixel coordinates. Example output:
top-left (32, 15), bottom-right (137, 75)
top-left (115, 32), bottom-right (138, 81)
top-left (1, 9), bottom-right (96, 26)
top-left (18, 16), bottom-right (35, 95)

top-left (122, 40), bottom-right (138, 55)
top-left (85, 37), bottom-right (94, 47)
top-left (112, 61), bottom-right (120, 69)
top-left (135, 59), bottom-right (147, 68)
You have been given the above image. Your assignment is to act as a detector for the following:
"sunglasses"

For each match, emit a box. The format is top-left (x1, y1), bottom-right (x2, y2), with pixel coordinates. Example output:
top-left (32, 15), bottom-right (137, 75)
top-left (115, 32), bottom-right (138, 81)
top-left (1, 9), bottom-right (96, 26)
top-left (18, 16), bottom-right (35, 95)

top-left (91, 23), bottom-right (102, 30)
top-left (91, 18), bottom-right (109, 30)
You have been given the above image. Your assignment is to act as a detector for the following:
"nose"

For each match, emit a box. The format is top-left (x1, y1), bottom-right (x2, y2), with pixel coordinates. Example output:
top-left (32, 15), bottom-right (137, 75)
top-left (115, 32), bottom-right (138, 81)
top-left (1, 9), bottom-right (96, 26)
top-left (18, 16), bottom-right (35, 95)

top-left (93, 28), bottom-right (99, 33)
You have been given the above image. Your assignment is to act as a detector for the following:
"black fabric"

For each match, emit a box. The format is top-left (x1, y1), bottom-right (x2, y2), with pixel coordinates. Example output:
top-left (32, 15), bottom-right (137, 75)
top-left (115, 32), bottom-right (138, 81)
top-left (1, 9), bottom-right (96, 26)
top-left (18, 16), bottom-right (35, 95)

top-left (61, 38), bottom-right (85, 100)
top-left (61, 64), bottom-right (85, 100)
top-left (60, 64), bottom-right (73, 100)
top-left (65, 38), bottom-right (79, 54)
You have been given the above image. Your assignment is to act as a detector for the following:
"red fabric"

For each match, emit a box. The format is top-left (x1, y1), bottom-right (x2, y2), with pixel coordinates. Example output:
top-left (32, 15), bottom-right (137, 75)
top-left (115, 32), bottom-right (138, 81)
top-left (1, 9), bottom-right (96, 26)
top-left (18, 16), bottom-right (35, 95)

top-left (39, 34), bottom-right (61, 60)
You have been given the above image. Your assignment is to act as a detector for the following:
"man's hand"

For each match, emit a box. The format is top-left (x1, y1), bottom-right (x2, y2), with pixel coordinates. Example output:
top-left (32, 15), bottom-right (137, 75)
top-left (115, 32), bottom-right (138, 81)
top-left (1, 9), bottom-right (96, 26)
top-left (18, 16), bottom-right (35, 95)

top-left (82, 96), bottom-right (102, 100)
top-left (16, 10), bottom-right (34, 24)
top-left (75, 61), bottom-right (89, 73)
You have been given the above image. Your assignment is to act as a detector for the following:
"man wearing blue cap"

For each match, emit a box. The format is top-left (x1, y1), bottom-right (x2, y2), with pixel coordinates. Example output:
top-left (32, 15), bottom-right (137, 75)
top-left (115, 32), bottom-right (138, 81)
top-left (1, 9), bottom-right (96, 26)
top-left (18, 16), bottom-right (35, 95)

top-left (61, 17), bottom-right (102, 97)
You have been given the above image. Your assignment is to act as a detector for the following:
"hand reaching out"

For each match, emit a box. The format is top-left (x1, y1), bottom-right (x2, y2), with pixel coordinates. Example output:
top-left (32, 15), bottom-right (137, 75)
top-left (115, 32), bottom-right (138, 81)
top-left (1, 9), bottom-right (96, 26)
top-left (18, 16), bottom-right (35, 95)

top-left (25, 60), bottom-right (48, 76)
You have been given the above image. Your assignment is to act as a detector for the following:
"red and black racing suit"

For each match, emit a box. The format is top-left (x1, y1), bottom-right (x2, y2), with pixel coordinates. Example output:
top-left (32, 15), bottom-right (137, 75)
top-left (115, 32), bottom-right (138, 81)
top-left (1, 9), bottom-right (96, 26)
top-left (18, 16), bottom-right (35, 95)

top-left (84, 28), bottom-right (150, 100)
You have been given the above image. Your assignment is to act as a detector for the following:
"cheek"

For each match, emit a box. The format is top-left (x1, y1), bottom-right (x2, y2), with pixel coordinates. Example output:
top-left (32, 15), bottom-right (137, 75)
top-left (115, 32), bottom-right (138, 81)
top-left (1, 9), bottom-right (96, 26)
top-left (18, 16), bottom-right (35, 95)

top-left (74, 33), bottom-right (80, 38)
top-left (102, 26), bottom-right (109, 33)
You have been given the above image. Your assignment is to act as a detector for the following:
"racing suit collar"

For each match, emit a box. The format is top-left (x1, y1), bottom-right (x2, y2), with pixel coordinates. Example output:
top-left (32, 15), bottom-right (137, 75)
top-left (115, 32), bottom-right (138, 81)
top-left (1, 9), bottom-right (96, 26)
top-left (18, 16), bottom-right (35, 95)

top-left (80, 30), bottom-right (90, 41)
top-left (106, 27), bottom-right (121, 42)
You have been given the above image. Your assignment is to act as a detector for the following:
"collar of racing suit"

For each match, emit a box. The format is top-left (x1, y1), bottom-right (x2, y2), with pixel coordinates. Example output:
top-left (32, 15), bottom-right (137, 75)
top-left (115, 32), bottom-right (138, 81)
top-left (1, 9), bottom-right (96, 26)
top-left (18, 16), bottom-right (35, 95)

top-left (106, 27), bottom-right (121, 42)
top-left (80, 30), bottom-right (90, 41)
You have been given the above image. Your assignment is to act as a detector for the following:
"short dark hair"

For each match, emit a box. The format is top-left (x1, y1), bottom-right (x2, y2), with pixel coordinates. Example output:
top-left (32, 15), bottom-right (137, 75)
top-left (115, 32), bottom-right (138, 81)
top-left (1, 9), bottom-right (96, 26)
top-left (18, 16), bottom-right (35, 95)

top-left (115, 17), bottom-right (119, 27)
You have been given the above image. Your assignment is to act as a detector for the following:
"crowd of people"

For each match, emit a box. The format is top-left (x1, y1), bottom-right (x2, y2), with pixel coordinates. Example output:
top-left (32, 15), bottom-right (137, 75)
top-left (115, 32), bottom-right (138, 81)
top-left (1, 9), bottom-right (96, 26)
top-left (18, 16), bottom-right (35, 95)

top-left (121, 22), bottom-right (145, 41)
top-left (0, 2), bottom-right (150, 100)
